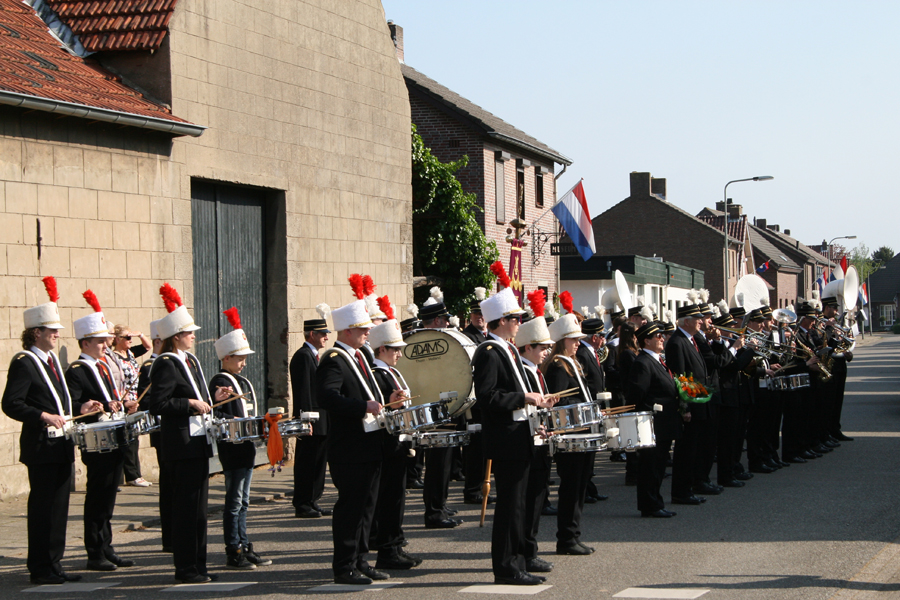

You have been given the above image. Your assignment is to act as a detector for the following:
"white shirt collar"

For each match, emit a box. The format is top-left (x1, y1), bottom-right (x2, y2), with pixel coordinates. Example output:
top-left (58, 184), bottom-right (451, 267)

top-left (678, 327), bottom-right (694, 340)
top-left (642, 348), bottom-right (661, 360)
top-left (580, 339), bottom-right (596, 355)
top-left (305, 341), bottom-right (319, 354)
top-left (30, 346), bottom-right (50, 363)
top-left (335, 340), bottom-right (358, 354)
top-left (373, 358), bottom-right (390, 370)
top-left (175, 349), bottom-right (186, 359)
top-left (79, 353), bottom-right (99, 366)
top-left (521, 357), bottom-right (537, 369)
top-left (488, 332), bottom-right (507, 344)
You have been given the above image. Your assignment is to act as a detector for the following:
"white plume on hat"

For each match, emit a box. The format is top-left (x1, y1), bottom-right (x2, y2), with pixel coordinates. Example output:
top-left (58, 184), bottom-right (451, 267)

top-left (711, 305), bottom-right (721, 318)
top-left (716, 299), bottom-right (729, 316)
top-left (699, 288), bottom-right (710, 303)
top-left (687, 289), bottom-right (700, 304)
top-left (640, 305), bottom-right (654, 322)
top-left (735, 292), bottom-right (745, 307)
top-left (581, 306), bottom-right (590, 316)
top-left (787, 303), bottom-right (795, 313)
top-left (406, 303), bottom-right (419, 318)
top-left (650, 302), bottom-right (658, 316)
top-left (449, 315), bottom-right (460, 328)
top-left (426, 286), bottom-right (444, 304)
top-left (635, 295), bottom-right (645, 306)
top-left (594, 305), bottom-right (606, 319)
top-left (665, 309), bottom-right (675, 323)
top-left (545, 304), bottom-right (559, 321)
top-left (474, 287), bottom-right (486, 301)
top-left (316, 303), bottom-right (331, 319)
top-left (364, 294), bottom-right (378, 314)
top-left (525, 306), bottom-right (535, 319)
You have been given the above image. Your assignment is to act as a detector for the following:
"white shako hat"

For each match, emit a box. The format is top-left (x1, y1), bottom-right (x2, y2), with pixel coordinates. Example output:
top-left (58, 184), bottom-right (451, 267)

top-left (215, 307), bottom-right (255, 360)
top-left (365, 294), bottom-right (387, 321)
top-left (480, 261), bottom-right (525, 323)
top-left (74, 289), bottom-right (114, 340)
top-left (548, 290), bottom-right (585, 342)
top-left (515, 289), bottom-right (551, 347)
top-left (157, 283), bottom-right (200, 340)
top-left (24, 276), bottom-right (64, 329)
top-left (332, 274), bottom-right (376, 331)
top-left (149, 319), bottom-right (162, 341)
top-left (368, 295), bottom-right (404, 348)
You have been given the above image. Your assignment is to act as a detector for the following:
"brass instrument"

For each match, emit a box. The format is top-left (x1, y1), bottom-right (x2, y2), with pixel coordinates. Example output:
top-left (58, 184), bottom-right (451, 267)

top-left (818, 317), bottom-right (856, 354)
top-left (794, 337), bottom-right (832, 382)
top-left (596, 345), bottom-right (609, 363)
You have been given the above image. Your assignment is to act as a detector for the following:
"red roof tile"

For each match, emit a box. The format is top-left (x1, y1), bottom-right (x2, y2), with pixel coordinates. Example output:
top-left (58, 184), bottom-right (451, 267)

top-left (0, 0), bottom-right (192, 127)
top-left (45, 0), bottom-right (177, 52)
top-left (696, 214), bottom-right (747, 241)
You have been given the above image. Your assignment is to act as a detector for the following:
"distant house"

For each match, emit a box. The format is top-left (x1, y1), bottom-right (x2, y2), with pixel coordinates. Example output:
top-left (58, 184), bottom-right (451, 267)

top-left (749, 220), bottom-right (832, 304)
top-left (868, 253), bottom-right (900, 330)
top-left (387, 22), bottom-right (572, 305)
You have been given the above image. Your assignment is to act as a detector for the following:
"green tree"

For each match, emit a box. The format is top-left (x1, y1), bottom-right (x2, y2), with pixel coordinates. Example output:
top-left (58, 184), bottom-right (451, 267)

top-left (411, 125), bottom-right (499, 315)
top-left (849, 243), bottom-right (873, 279)
top-left (872, 245), bottom-right (895, 264)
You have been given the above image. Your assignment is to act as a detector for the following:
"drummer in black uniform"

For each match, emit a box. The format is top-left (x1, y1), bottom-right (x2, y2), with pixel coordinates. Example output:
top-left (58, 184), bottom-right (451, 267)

top-left (462, 287), bottom-right (492, 505)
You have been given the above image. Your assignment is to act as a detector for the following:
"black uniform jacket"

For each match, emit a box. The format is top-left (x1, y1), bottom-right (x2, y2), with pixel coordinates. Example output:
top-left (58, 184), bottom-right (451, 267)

top-left (695, 334), bottom-right (732, 407)
top-left (544, 357), bottom-right (591, 406)
top-left (65, 358), bottom-right (116, 424)
top-left (2, 352), bottom-right (75, 465)
top-left (575, 342), bottom-right (605, 399)
top-left (209, 371), bottom-right (257, 471)
top-left (665, 331), bottom-right (710, 420)
top-left (463, 324), bottom-right (488, 345)
top-left (146, 353), bottom-right (213, 462)
top-left (616, 348), bottom-right (638, 390)
top-left (373, 366), bottom-right (410, 458)
top-left (472, 339), bottom-right (532, 461)
top-left (290, 343), bottom-right (327, 436)
top-left (316, 344), bottom-right (384, 464)
top-left (625, 350), bottom-right (682, 441)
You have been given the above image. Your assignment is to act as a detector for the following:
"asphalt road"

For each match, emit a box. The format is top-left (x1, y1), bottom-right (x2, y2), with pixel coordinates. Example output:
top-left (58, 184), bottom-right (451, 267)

top-left (1, 333), bottom-right (898, 599)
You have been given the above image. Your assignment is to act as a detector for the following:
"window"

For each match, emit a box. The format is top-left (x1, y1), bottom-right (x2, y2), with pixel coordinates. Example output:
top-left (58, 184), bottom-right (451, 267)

top-left (635, 284), bottom-right (645, 301)
top-left (535, 170), bottom-right (544, 208)
top-left (880, 304), bottom-right (895, 328)
top-left (495, 158), bottom-right (505, 224)
top-left (516, 161), bottom-right (526, 220)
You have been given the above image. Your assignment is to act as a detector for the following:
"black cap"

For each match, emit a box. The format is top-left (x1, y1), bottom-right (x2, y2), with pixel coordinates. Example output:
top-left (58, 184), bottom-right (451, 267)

top-left (303, 318), bottom-right (331, 333)
top-left (796, 302), bottom-right (817, 317)
top-left (760, 304), bottom-right (773, 317)
top-left (729, 306), bottom-right (746, 319)
top-left (676, 304), bottom-right (703, 319)
top-left (581, 318), bottom-right (604, 335)
top-left (698, 303), bottom-right (714, 317)
top-left (636, 321), bottom-right (663, 342)
top-left (469, 299), bottom-right (483, 313)
top-left (711, 313), bottom-right (736, 327)
top-left (419, 302), bottom-right (451, 322)
top-left (627, 305), bottom-right (644, 317)
top-left (746, 308), bottom-right (765, 322)
top-left (821, 296), bottom-right (839, 308)
top-left (661, 320), bottom-right (676, 334)
top-left (399, 317), bottom-right (420, 332)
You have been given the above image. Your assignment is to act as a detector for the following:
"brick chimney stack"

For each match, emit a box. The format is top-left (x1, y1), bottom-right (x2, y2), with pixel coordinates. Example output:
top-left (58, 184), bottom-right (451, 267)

top-left (387, 20), bottom-right (404, 63)
top-left (630, 172), bottom-right (652, 198)
top-left (651, 177), bottom-right (667, 199)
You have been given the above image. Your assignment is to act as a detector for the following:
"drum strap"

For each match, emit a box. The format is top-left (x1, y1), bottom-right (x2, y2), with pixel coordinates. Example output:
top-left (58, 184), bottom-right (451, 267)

top-left (373, 365), bottom-right (410, 395)
top-left (326, 346), bottom-right (383, 404)
top-left (151, 352), bottom-right (214, 445)
top-left (216, 372), bottom-right (257, 417)
top-left (473, 337), bottom-right (528, 394)
top-left (554, 355), bottom-right (591, 403)
top-left (71, 359), bottom-right (114, 408)
top-left (14, 351), bottom-right (71, 417)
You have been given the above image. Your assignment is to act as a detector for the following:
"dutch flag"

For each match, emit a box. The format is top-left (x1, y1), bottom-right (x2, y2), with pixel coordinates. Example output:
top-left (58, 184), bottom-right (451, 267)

top-left (552, 180), bottom-right (596, 262)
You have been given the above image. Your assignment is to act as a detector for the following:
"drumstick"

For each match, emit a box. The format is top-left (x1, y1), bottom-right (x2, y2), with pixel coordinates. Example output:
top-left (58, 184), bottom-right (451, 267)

top-left (70, 409), bottom-right (104, 422)
top-left (135, 383), bottom-right (152, 405)
top-left (548, 426), bottom-right (592, 435)
top-left (601, 405), bottom-right (636, 416)
top-left (546, 387), bottom-right (579, 398)
top-left (210, 392), bottom-right (251, 409)
top-left (383, 395), bottom-right (420, 408)
top-left (480, 459), bottom-right (492, 527)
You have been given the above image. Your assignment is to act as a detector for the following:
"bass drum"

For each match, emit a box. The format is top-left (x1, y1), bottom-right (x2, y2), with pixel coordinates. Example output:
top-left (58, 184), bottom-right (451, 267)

top-left (397, 329), bottom-right (476, 417)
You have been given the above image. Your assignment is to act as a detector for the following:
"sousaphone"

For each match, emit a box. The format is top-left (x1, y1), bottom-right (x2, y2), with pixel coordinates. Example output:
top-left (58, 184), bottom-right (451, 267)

top-left (729, 274), bottom-right (770, 311)
top-left (600, 269), bottom-right (633, 315)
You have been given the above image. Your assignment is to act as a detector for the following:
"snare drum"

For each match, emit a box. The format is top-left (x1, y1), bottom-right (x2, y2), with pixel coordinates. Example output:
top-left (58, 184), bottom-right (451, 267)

top-left (412, 431), bottom-right (470, 449)
top-left (550, 433), bottom-right (608, 454)
top-left (126, 411), bottom-right (159, 435)
top-left (603, 411), bottom-right (655, 451)
top-left (786, 373), bottom-right (810, 389)
top-left (543, 402), bottom-right (603, 433)
top-left (278, 418), bottom-right (312, 438)
top-left (75, 420), bottom-right (135, 453)
top-left (766, 376), bottom-right (789, 392)
top-left (216, 416), bottom-right (266, 444)
top-left (387, 401), bottom-right (453, 435)
top-left (398, 329), bottom-right (477, 417)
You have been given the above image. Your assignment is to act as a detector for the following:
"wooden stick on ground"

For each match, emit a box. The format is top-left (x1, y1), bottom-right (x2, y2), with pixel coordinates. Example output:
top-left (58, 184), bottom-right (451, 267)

top-left (480, 459), bottom-right (493, 527)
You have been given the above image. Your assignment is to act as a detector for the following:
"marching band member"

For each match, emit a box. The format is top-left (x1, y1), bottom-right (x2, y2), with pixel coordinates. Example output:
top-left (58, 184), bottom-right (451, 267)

top-left (692, 296), bottom-right (729, 497)
top-left (788, 302), bottom-right (830, 461)
top-left (743, 309), bottom-right (783, 471)
top-left (577, 317), bottom-right (613, 497)
top-left (625, 321), bottom-right (681, 518)
top-left (463, 288), bottom-right (492, 506)
top-left (2, 278), bottom-right (92, 584)
top-left (542, 294), bottom-right (595, 556)
top-left (316, 275), bottom-right (386, 585)
top-left (291, 305), bottom-right (332, 519)
top-left (66, 290), bottom-right (133, 572)
top-left (472, 263), bottom-right (550, 585)
top-left (615, 322), bottom-right (640, 486)
top-left (708, 306), bottom-right (749, 488)
top-left (515, 290), bottom-right (555, 575)
top-left (147, 284), bottom-right (229, 584)
top-left (821, 296), bottom-right (854, 442)
top-left (368, 300), bottom-right (424, 571)
top-left (210, 307), bottom-right (271, 570)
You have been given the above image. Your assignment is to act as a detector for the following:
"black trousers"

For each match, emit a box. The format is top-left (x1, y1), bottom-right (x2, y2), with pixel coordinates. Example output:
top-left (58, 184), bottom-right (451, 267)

top-left (26, 462), bottom-right (72, 578)
top-left (463, 431), bottom-right (486, 500)
top-left (122, 438), bottom-right (142, 482)
top-left (672, 419), bottom-right (703, 498)
top-left (155, 447), bottom-right (173, 549)
top-left (781, 389), bottom-right (805, 459)
top-left (329, 460), bottom-right (381, 576)
top-left (168, 457), bottom-right (209, 578)
top-left (293, 435), bottom-right (328, 511)
top-left (636, 439), bottom-right (672, 513)
top-left (555, 451), bottom-right (593, 546)
top-left (523, 446), bottom-right (550, 560)
top-left (716, 404), bottom-right (740, 483)
top-left (375, 449), bottom-right (408, 558)
top-left (423, 447), bottom-right (452, 524)
top-left (829, 368), bottom-right (848, 435)
top-left (81, 449), bottom-right (125, 557)
top-left (734, 404), bottom-right (751, 472)
top-left (694, 403), bottom-right (718, 485)
top-left (491, 458), bottom-right (530, 578)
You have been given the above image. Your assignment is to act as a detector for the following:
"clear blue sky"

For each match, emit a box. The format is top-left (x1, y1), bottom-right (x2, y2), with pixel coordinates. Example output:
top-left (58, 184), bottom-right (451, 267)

top-left (381, 0), bottom-right (898, 258)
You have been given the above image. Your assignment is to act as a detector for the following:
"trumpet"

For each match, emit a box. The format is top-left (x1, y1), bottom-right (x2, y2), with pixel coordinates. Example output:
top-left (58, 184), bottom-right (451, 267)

top-left (794, 337), bottom-right (832, 382)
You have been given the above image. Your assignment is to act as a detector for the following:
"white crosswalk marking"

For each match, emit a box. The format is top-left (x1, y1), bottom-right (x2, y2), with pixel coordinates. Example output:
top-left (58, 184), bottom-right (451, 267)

top-left (460, 584), bottom-right (552, 594)
top-left (162, 582), bottom-right (256, 592)
top-left (24, 582), bottom-right (121, 593)
top-left (308, 581), bottom-right (403, 592)
top-left (613, 588), bottom-right (710, 599)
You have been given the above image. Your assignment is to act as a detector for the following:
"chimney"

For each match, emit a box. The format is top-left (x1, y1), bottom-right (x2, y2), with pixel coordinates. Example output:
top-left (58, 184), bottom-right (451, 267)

top-left (651, 177), bottom-right (666, 199)
top-left (716, 201), bottom-right (726, 212)
top-left (387, 20), bottom-right (404, 63)
top-left (767, 224), bottom-right (780, 232)
top-left (757, 218), bottom-right (767, 229)
top-left (727, 203), bottom-right (742, 218)
top-left (630, 172), bottom-right (652, 198)
top-left (784, 229), bottom-right (791, 236)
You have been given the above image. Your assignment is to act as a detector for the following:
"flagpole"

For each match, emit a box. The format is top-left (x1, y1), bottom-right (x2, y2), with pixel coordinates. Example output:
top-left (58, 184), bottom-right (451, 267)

top-left (531, 178), bottom-right (583, 230)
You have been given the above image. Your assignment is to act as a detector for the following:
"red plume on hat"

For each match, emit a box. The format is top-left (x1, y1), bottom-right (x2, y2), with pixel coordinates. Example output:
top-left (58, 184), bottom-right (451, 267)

top-left (82, 289), bottom-right (102, 313)
top-left (377, 296), bottom-right (394, 321)
top-left (42, 276), bottom-right (59, 303)
top-left (223, 307), bottom-right (241, 330)
top-left (159, 283), bottom-right (183, 313)
top-left (362, 275), bottom-right (376, 297)
top-left (490, 261), bottom-right (511, 289)
top-left (527, 289), bottom-right (546, 318)
top-left (559, 290), bottom-right (574, 315)
top-left (348, 274), bottom-right (366, 299)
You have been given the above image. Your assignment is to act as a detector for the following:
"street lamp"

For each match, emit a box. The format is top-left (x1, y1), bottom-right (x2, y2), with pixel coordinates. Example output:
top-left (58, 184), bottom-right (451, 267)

top-left (827, 235), bottom-right (857, 269)
top-left (723, 176), bottom-right (774, 300)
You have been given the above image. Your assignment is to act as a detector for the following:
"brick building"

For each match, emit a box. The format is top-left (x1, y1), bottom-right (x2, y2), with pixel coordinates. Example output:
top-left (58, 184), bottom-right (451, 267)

top-left (0, 0), bottom-right (412, 499)
top-left (388, 22), bottom-right (572, 307)
top-left (749, 220), bottom-right (829, 304)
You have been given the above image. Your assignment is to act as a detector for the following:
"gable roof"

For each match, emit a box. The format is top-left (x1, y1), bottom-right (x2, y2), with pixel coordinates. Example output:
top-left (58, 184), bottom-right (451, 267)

top-left (402, 63), bottom-right (572, 166)
top-left (755, 223), bottom-right (832, 266)
top-left (696, 211), bottom-right (747, 242)
top-left (45, 0), bottom-right (177, 53)
top-left (0, 0), bottom-right (201, 136)
top-left (748, 225), bottom-right (801, 271)
top-left (869, 253), bottom-right (900, 304)
top-left (592, 192), bottom-right (728, 240)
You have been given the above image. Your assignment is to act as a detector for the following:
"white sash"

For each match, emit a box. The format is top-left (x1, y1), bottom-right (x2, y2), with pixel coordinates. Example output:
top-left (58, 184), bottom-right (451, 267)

top-left (327, 346), bottom-right (384, 432)
top-left (555, 355), bottom-right (591, 404)
top-left (71, 358), bottom-right (115, 407)
top-left (216, 372), bottom-right (257, 417)
top-left (14, 351), bottom-right (71, 417)
top-left (473, 336), bottom-right (530, 421)
top-left (151, 351), bottom-right (213, 443)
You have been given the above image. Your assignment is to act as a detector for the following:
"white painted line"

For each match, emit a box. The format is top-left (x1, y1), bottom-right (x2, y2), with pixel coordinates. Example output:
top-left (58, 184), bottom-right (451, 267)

top-left (460, 584), bottom-right (552, 594)
top-left (308, 581), bottom-right (403, 592)
top-left (24, 582), bottom-right (122, 593)
top-left (613, 589), bottom-right (709, 599)
top-left (161, 582), bottom-right (256, 592)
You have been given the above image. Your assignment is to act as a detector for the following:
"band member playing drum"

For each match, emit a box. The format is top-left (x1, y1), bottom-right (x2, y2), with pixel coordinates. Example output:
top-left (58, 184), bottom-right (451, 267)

top-left (542, 304), bottom-right (596, 556)
top-left (368, 302), bottom-right (424, 571)
top-left (148, 284), bottom-right (229, 584)
top-left (2, 278), bottom-right (94, 584)
top-left (625, 321), bottom-right (681, 517)
top-left (66, 291), bottom-right (134, 572)
top-left (472, 264), bottom-right (551, 586)
top-left (210, 307), bottom-right (271, 570)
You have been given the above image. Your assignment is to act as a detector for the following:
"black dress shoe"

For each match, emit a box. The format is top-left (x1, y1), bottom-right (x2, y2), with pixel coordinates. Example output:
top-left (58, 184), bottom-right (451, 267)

top-left (813, 444), bottom-right (833, 453)
top-left (734, 471), bottom-right (754, 481)
top-left (591, 494), bottom-right (609, 501)
top-left (583, 495), bottom-right (597, 504)
top-left (295, 507), bottom-right (322, 518)
top-left (671, 495), bottom-right (705, 505)
top-left (464, 495), bottom-right (496, 505)
top-left (763, 459), bottom-right (782, 470)
top-left (541, 504), bottom-right (558, 516)
top-left (784, 456), bottom-right (807, 464)
top-left (719, 479), bottom-right (745, 488)
top-left (577, 541), bottom-right (595, 553)
top-left (31, 573), bottom-right (66, 585)
top-left (55, 570), bottom-right (82, 582)
top-left (556, 542), bottom-right (591, 555)
top-left (334, 570), bottom-right (372, 585)
top-left (494, 571), bottom-right (545, 586)
top-left (823, 439), bottom-right (840, 448)
top-left (525, 557), bottom-right (553, 573)
top-left (105, 553), bottom-right (134, 568)
top-left (800, 450), bottom-right (820, 459)
top-left (445, 508), bottom-right (458, 516)
top-left (641, 509), bottom-right (676, 518)
top-left (312, 503), bottom-right (333, 516)
top-left (749, 463), bottom-right (776, 473)
top-left (176, 573), bottom-right (211, 584)
top-left (376, 552), bottom-right (417, 570)
top-left (693, 482), bottom-right (722, 495)
top-left (775, 459), bottom-right (790, 467)
top-left (834, 432), bottom-right (854, 442)
top-left (425, 518), bottom-right (461, 529)
top-left (406, 478), bottom-right (424, 490)
top-left (86, 558), bottom-right (117, 571)
top-left (357, 565), bottom-right (390, 580)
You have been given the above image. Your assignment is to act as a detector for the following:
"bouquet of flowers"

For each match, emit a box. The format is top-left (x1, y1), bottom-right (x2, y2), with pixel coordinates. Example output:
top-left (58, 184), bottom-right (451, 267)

top-left (675, 374), bottom-right (712, 404)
